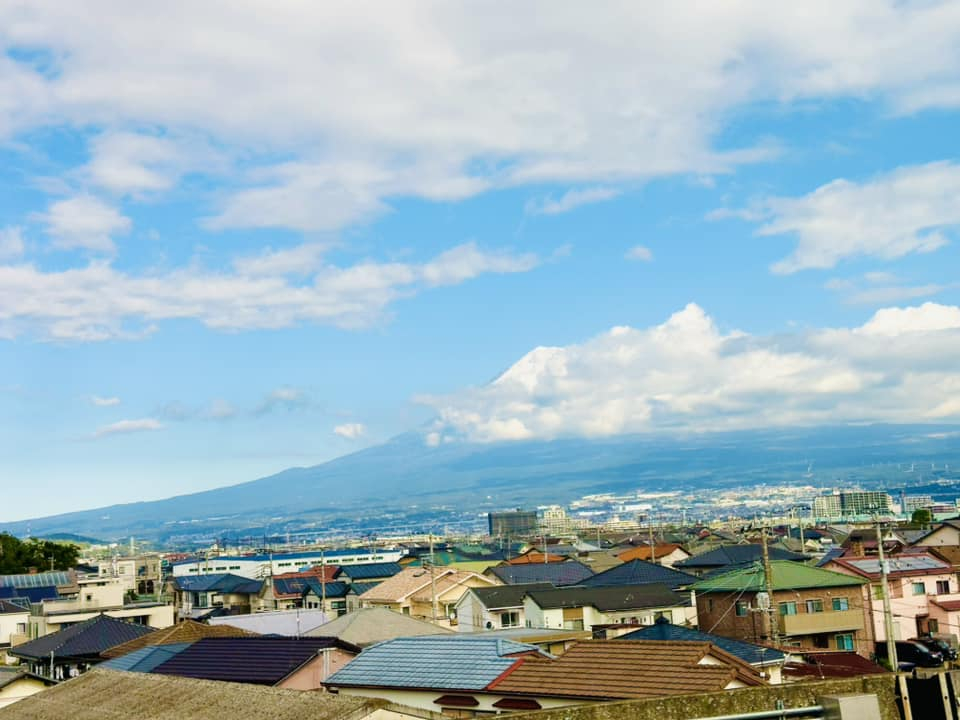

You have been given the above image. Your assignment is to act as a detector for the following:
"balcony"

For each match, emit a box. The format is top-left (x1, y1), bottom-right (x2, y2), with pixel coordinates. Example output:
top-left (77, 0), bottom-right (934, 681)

top-left (781, 609), bottom-right (864, 636)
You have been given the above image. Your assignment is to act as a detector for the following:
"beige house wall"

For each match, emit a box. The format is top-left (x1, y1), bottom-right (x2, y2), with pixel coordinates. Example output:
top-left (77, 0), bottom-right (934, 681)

top-left (278, 648), bottom-right (357, 690)
top-left (0, 676), bottom-right (48, 710)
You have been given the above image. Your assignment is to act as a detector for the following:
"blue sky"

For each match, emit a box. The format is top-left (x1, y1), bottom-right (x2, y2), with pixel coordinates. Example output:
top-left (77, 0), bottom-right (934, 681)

top-left (4, 2), bottom-right (960, 520)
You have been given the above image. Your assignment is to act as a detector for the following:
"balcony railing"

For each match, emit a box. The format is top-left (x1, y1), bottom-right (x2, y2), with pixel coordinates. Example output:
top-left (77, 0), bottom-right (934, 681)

top-left (781, 609), bottom-right (864, 636)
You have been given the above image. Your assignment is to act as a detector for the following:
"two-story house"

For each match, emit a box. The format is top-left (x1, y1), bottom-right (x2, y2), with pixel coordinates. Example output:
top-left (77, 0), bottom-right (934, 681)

top-left (455, 583), bottom-right (554, 632)
top-left (823, 552), bottom-right (959, 640)
top-left (523, 584), bottom-right (690, 632)
top-left (692, 561), bottom-right (869, 654)
top-left (359, 567), bottom-right (499, 626)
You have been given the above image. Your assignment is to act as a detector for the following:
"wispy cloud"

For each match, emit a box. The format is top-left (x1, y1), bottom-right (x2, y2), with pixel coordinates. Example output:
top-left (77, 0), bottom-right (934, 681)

top-left (625, 245), bottom-right (653, 262)
top-left (255, 387), bottom-right (310, 415)
top-left (94, 418), bottom-right (163, 438)
top-left (334, 422), bottom-right (366, 439)
top-left (36, 195), bottom-right (131, 253)
top-left (90, 395), bottom-right (120, 407)
top-left (526, 187), bottom-right (621, 216)
top-left (0, 227), bottom-right (24, 260)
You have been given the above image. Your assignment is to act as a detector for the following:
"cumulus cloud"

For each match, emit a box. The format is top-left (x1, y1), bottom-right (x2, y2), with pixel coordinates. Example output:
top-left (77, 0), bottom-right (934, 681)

top-left (37, 195), bottom-right (131, 252)
top-left (0, 227), bottom-right (24, 260)
top-left (0, 242), bottom-right (538, 341)
top-left (94, 417), bottom-right (162, 437)
top-left (90, 395), bottom-right (120, 407)
top-left (423, 302), bottom-right (960, 442)
top-left (3, 3), bottom-right (960, 231)
top-left (625, 245), bottom-right (653, 262)
top-left (729, 162), bottom-right (960, 273)
top-left (526, 188), bottom-right (621, 216)
top-left (334, 422), bottom-right (366, 439)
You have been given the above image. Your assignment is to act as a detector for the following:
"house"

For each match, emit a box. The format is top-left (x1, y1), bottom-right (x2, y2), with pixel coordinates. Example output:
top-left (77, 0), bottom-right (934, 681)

top-left (170, 573), bottom-right (263, 619)
top-left (305, 607), bottom-right (454, 646)
top-left (8, 614), bottom-right (155, 680)
top-left (910, 518), bottom-right (960, 547)
top-left (485, 560), bottom-right (593, 587)
top-left (100, 619), bottom-right (258, 659)
top-left (0, 667), bottom-right (427, 720)
top-left (617, 544), bottom-right (691, 568)
top-left (455, 583), bottom-right (554, 632)
top-left (151, 636), bottom-right (362, 688)
top-left (301, 580), bottom-right (351, 616)
top-left (260, 566), bottom-right (341, 611)
top-left (523, 584), bottom-right (691, 632)
top-left (96, 554), bottom-right (163, 596)
top-left (0, 667), bottom-right (55, 710)
top-left (823, 552), bottom-right (960, 640)
top-left (675, 545), bottom-right (807, 578)
top-left (324, 636), bottom-right (552, 713)
top-left (345, 583), bottom-right (379, 612)
top-left (358, 567), bottom-right (499, 625)
top-left (208, 608), bottom-right (329, 636)
top-left (0, 600), bottom-right (29, 655)
top-left (618, 617), bottom-right (786, 683)
top-left (488, 640), bottom-right (766, 701)
top-left (692, 561), bottom-right (869, 654)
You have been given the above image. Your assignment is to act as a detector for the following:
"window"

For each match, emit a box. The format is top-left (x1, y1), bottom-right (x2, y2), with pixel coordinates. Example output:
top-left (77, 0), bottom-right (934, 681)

top-left (805, 599), bottom-right (824, 614)
top-left (937, 580), bottom-right (950, 595)
top-left (779, 601), bottom-right (797, 616)
top-left (835, 633), bottom-right (854, 651)
top-left (929, 619), bottom-right (940, 633)
top-left (913, 582), bottom-right (926, 596)
top-left (735, 601), bottom-right (749, 617)
top-left (707, 598), bottom-right (714, 612)
top-left (832, 597), bottom-right (849, 611)
top-left (500, 611), bottom-right (520, 628)
top-left (872, 584), bottom-right (883, 600)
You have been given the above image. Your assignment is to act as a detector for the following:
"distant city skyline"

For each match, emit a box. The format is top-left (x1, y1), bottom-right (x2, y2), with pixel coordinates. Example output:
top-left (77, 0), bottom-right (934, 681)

top-left (3, 3), bottom-right (960, 520)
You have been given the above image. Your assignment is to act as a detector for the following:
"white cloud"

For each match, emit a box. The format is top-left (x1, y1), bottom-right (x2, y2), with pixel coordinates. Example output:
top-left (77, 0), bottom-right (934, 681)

top-left (526, 187), bottom-right (621, 216)
top-left (0, 242), bottom-right (538, 340)
top-left (742, 162), bottom-right (960, 273)
top-left (255, 387), bottom-right (309, 414)
top-left (625, 245), bottom-right (653, 262)
top-left (90, 395), bottom-right (120, 406)
top-left (37, 195), bottom-right (131, 252)
top-left (825, 273), bottom-right (951, 305)
top-left (94, 417), bottom-right (162, 437)
top-left (0, 227), bottom-right (24, 260)
top-left (3, 3), bottom-right (960, 230)
top-left (333, 422), bottom-right (366, 439)
top-left (424, 302), bottom-right (960, 441)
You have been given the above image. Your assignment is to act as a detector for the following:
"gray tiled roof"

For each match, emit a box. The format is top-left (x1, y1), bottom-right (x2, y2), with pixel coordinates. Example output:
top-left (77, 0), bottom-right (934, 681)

top-left (526, 583), bottom-right (686, 612)
top-left (580, 560), bottom-right (697, 589)
top-left (469, 583), bottom-right (555, 610)
top-left (488, 561), bottom-right (593, 586)
top-left (99, 642), bottom-right (193, 673)
top-left (9, 614), bottom-right (155, 661)
top-left (325, 636), bottom-right (540, 690)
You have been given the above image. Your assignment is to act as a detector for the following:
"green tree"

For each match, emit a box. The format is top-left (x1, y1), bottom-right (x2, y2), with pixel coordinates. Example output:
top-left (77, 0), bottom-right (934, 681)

top-left (911, 508), bottom-right (933, 526)
top-left (0, 533), bottom-right (80, 574)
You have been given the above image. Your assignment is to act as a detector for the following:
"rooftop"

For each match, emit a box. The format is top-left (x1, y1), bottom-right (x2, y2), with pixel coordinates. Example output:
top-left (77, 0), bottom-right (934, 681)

top-left (526, 583), bottom-right (685, 612)
top-left (101, 619), bottom-right (259, 659)
top-left (9, 614), bottom-right (155, 661)
top-left (339, 562), bottom-right (403, 580)
top-left (677, 545), bottom-right (806, 570)
top-left (305, 607), bottom-right (454, 646)
top-left (487, 560), bottom-right (594, 587)
top-left (171, 573), bottom-right (262, 594)
top-left (827, 553), bottom-right (952, 579)
top-left (468, 583), bottom-right (555, 610)
top-left (692, 560), bottom-right (865, 593)
top-left (580, 559), bottom-right (697, 590)
top-left (618, 618), bottom-right (786, 666)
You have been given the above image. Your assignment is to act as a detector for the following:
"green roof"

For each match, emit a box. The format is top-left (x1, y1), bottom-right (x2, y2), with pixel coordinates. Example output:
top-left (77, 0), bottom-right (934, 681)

top-left (692, 560), bottom-right (866, 593)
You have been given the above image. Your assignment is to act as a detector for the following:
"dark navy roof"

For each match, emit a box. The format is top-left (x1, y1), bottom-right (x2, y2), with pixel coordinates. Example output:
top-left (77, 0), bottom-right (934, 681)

top-left (0, 599), bottom-right (29, 614)
top-left (326, 636), bottom-right (541, 691)
top-left (302, 579), bottom-right (350, 598)
top-left (339, 562), bottom-right (403, 580)
top-left (469, 583), bottom-right (556, 610)
top-left (0, 585), bottom-right (58, 603)
top-left (99, 642), bottom-right (193, 673)
top-left (487, 561), bottom-right (594, 586)
top-left (152, 637), bottom-right (358, 685)
top-left (618, 619), bottom-right (786, 665)
top-left (817, 547), bottom-right (846, 567)
top-left (348, 582), bottom-right (381, 596)
top-left (172, 573), bottom-right (263, 594)
top-left (9, 614), bottom-right (154, 661)
top-left (580, 560), bottom-right (697, 590)
top-left (676, 545), bottom-right (806, 570)
top-left (526, 583), bottom-right (685, 612)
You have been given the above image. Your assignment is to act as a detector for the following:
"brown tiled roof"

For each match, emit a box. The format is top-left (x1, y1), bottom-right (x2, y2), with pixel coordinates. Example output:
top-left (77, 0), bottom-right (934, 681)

top-left (360, 567), bottom-right (495, 603)
top-left (489, 640), bottom-right (764, 700)
top-left (618, 544), bottom-right (685, 562)
top-left (784, 651), bottom-right (888, 679)
top-left (505, 552), bottom-right (566, 565)
top-left (100, 620), bottom-right (259, 659)
top-left (926, 545), bottom-right (960, 567)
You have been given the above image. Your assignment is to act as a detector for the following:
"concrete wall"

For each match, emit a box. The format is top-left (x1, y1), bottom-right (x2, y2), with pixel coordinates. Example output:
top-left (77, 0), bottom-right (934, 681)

top-left (504, 675), bottom-right (899, 720)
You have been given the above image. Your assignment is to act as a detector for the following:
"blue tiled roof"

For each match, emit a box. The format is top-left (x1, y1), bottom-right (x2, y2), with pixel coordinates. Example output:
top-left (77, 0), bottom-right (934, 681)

top-left (676, 545), bottom-right (806, 570)
top-left (99, 642), bottom-right (193, 673)
top-left (618, 619), bottom-right (786, 666)
top-left (487, 561), bottom-right (594, 586)
top-left (9, 614), bottom-right (155, 661)
top-left (0, 585), bottom-right (58, 603)
top-left (302, 579), bottom-right (350, 598)
top-left (816, 547), bottom-right (846, 567)
top-left (580, 560), bottom-right (697, 590)
top-left (326, 636), bottom-right (541, 691)
top-left (340, 562), bottom-right (403, 580)
top-left (172, 573), bottom-right (263, 594)
top-left (348, 582), bottom-right (381, 596)
top-left (152, 637), bottom-right (358, 685)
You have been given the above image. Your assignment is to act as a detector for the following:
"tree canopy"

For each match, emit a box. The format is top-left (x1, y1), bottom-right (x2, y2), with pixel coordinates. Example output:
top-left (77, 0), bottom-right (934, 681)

top-left (911, 508), bottom-right (933, 526)
top-left (0, 533), bottom-right (80, 575)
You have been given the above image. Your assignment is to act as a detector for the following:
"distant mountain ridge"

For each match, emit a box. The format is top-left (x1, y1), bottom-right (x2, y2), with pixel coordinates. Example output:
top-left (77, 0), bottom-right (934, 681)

top-left (3, 424), bottom-right (959, 542)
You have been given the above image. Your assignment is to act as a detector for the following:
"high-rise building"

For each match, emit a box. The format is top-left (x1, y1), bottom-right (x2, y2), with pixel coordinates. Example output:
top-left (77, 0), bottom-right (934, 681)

top-left (488, 510), bottom-right (538, 537)
top-left (813, 491), bottom-right (892, 519)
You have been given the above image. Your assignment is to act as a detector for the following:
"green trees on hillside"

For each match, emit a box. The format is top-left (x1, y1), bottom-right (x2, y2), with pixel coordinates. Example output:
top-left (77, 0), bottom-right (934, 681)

top-left (0, 533), bottom-right (80, 575)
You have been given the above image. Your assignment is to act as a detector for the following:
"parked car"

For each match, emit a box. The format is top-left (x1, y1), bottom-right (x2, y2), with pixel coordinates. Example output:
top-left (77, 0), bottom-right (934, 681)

top-left (875, 640), bottom-right (944, 668)
top-left (912, 636), bottom-right (958, 661)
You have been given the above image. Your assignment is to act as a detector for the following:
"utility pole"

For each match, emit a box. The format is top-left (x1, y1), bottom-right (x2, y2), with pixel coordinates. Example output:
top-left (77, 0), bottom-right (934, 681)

top-left (320, 546), bottom-right (326, 615)
top-left (761, 527), bottom-right (779, 646)
top-left (877, 519), bottom-right (899, 671)
top-left (648, 518), bottom-right (656, 565)
top-left (429, 533), bottom-right (438, 623)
